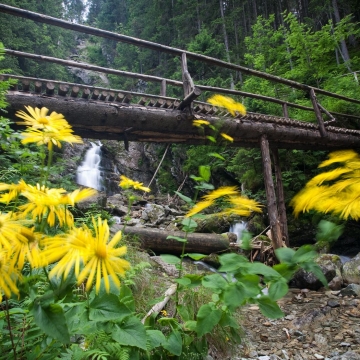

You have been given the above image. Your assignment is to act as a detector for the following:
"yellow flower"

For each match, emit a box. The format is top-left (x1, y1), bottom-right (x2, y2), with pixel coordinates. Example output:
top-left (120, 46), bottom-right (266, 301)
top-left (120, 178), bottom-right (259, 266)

top-left (208, 95), bottom-right (246, 116)
top-left (220, 133), bottom-right (234, 142)
top-left (186, 199), bottom-right (214, 217)
top-left (62, 188), bottom-right (98, 206)
top-left (16, 106), bottom-right (72, 131)
top-left (43, 226), bottom-right (94, 278)
top-left (0, 179), bottom-right (29, 204)
top-left (203, 186), bottom-right (239, 201)
top-left (20, 127), bottom-right (83, 150)
top-left (119, 175), bottom-right (151, 192)
top-left (0, 249), bottom-right (20, 302)
top-left (160, 310), bottom-right (168, 317)
top-left (77, 217), bottom-right (130, 294)
top-left (11, 227), bottom-right (45, 270)
top-left (193, 119), bottom-right (210, 127)
top-left (19, 184), bottom-right (74, 227)
top-left (0, 212), bottom-right (32, 249)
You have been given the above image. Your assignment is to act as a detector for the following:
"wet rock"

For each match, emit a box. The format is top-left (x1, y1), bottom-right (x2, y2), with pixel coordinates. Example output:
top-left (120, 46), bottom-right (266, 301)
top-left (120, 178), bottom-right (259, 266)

top-left (339, 284), bottom-right (360, 297)
top-left (342, 253), bottom-right (360, 285)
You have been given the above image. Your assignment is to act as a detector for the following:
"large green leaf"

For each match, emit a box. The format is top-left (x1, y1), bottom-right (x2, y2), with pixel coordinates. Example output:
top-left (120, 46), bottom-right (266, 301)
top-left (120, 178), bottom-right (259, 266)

top-left (163, 330), bottom-right (182, 356)
top-left (292, 245), bottom-right (318, 263)
top-left (202, 273), bottom-right (228, 292)
top-left (195, 304), bottom-right (222, 337)
top-left (268, 279), bottom-right (289, 301)
top-left (300, 262), bottom-right (328, 287)
top-left (275, 247), bottom-right (296, 264)
top-left (146, 330), bottom-right (166, 350)
top-left (181, 217), bottom-right (198, 232)
top-left (119, 284), bottom-right (135, 312)
top-left (199, 165), bottom-right (211, 182)
top-left (112, 316), bottom-right (147, 350)
top-left (218, 253), bottom-right (248, 272)
top-left (89, 293), bottom-right (132, 322)
top-left (32, 302), bottom-right (70, 343)
top-left (256, 297), bottom-right (284, 319)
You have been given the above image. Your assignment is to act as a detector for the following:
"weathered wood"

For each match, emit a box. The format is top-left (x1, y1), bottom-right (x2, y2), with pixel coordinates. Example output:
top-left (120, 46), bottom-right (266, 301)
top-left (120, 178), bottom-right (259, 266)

top-left (34, 81), bottom-right (42, 93)
top-left (91, 89), bottom-right (99, 100)
top-left (271, 147), bottom-right (289, 246)
top-left (21, 79), bottom-right (30, 92)
top-left (70, 86), bottom-right (80, 98)
top-left (6, 92), bottom-right (360, 150)
top-left (260, 135), bottom-right (283, 249)
top-left (45, 82), bottom-right (55, 95)
top-left (99, 91), bottom-right (108, 101)
top-left (58, 84), bottom-right (69, 96)
top-left (3, 5), bottom-right (360, 105)
top-left (82, 88), bottom-right (90, 99)
top-left (107, 91), bottom-right (115, 101)
top-left (310, 88), bottom-right (327, 137)
top-left (114, 225), bottom-right (231, 255)
top-left (282, 103), bottom-right (289, 118)
top-left (178, 87), bottom-right (202, 110)
top-left (160, 79), bottom-right (166, 96)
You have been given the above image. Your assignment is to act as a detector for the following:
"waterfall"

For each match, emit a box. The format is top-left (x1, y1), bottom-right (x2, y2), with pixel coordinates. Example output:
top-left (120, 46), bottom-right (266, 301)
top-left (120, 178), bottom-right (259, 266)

top-left (229, 221), bottom-right (247, 244)
top-left (76, 142), bottom-right (104, 191)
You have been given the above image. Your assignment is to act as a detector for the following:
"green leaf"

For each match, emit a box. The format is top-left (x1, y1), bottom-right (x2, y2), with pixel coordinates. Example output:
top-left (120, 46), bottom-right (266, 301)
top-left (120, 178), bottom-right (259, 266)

top-left (241, 262), bottom-right (282, 281)
top-left (184, 320), bottom-right (197, 331)
top-left (146, 330), bottom-right (166, 350)
top-left (177, 304), bottom-right (191, 322)
top-left (292, 245), bottom-right (318, 263)
top-left (160, 254), bottom-right (181, 265)
top-left (174, 191), bottom-right (193, 204)
top-left (275, 247), bottom-right (296, 264)
top-left (221, 283), bottom-right (247, 311)
top-left (207, 135), bottom-right (216, 143)
top-left (256, 297), bottom-right (284, 319)
top-left (181, 274), bottom-right (203, 288)
top-left (175, 277), bottom-right (191, 286)
top-left (119, 284), bottom-right (135, 312)
top-left (186, 253), bottom-right (206, 261)
top-left (195, 304), bottom-right (222, 337)
top-left (89, 293), bottom-right (132, 322)
top-left (202, 274), bottom-right (228, 292)
top-left (32, 302), bottom-right (70, 343)
top-left (181, 217), bottom-right (198, 232)
top-left (199, 165), bottom-right (211, 182)
top-left (268, 279), bottom-right (289, 301)
top-left (300, 262), bottom-right (328, 287)
top-left (208, 152), bottom-right (225, 161)
top-left (163, 330), bottom-right (182, 356)
top-left (166, 235), bottom-right (187, 243)
top-left (219, 312), bottom-right (240, 329)
top-left (218, 253), bottom-right (248, 272)
top-left (112, 316), bottom-right (147, 350)
top-left (272, 263), bottom-right (297, 281)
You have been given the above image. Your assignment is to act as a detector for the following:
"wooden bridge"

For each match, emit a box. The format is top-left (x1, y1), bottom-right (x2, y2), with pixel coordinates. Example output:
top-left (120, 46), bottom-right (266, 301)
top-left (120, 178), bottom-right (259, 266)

top-left (1, 4), bottom-right (360, 249)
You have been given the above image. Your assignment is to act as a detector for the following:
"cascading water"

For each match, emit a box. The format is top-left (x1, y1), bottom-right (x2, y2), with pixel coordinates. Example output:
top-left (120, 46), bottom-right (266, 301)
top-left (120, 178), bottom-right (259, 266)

top-left (229, 221), bottom-right (247, 244)
top-left (76, 141), bottom-right (104, 191)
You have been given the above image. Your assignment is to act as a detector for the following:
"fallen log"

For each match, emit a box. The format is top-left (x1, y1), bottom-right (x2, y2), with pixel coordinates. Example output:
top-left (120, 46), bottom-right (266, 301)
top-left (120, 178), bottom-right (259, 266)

top-left (111, 225), bottom-right (231, 255)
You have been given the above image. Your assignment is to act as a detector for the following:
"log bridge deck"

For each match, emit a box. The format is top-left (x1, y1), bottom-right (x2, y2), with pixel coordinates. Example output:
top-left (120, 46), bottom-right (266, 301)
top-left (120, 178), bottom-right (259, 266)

top-left (2, 3), bottom-right (360, 249)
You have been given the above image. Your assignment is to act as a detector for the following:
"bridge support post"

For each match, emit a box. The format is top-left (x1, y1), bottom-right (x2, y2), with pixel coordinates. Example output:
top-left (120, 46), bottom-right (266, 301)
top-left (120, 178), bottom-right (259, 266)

top-left (271, 147), bottom-right (289, 246)
top-left (260, 135), bottom-right (284, 249)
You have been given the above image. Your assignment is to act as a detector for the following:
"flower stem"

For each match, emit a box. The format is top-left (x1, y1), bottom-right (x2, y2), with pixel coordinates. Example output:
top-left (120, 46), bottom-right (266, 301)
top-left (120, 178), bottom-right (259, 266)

top-left (5, 298), bottom-right (17, 360)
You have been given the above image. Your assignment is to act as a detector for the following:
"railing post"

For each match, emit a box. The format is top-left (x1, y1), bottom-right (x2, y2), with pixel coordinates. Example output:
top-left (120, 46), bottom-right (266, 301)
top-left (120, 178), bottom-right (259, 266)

top-left (282, 103), bottom-right (289, 118)
top-left (309, 88), bottom-right (327, 137)
top-left (160, 79), bottom-right (166, 97)
top-left (181, 52), bottom-right (193, 97)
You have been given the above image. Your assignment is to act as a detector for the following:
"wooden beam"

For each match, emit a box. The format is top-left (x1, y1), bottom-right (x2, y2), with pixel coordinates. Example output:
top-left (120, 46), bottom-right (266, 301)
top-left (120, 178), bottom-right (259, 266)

top-left (310, 88), bottom-right (327, 137)
top-left (260, 135), bottom-right (283, 249)
top-left (6, 92), bottom-right (360, 150)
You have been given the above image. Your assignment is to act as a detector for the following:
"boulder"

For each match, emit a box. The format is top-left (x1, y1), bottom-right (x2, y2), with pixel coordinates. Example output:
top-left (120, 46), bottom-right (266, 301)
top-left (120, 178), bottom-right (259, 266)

top-left (342, 253), bottom-right (360, 285)
top-left (141, 204), bottom-right (166, 225)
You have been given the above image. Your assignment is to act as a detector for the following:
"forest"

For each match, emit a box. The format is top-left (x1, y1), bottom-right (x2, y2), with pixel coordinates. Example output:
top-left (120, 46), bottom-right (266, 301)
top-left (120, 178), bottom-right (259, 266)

top-left (0, 0), bottom-right (360, 358)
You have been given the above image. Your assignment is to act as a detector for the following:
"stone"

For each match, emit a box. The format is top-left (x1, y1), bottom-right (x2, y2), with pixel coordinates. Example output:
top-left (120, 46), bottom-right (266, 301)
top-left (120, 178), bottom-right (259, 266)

top-left (328, 276), bottom-right (343, 290)
top-left (290, 265), bottom-right (336, 290)
top-left (142, 203), bottom-right (166, 225)
top-left (339, 284), bottom-right (360, 297)
top-left (327, 299), bottom-right (340, 308)
top-left (328, 351), bottom-right (360, 360)
top-left (342, 253), bottom-right (360, 285)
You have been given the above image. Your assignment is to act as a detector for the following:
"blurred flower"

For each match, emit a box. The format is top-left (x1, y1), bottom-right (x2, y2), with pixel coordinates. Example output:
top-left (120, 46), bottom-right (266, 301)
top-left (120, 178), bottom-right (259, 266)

top-left (0, 249), bottom-right (20, 302)
top-left (12, 227), bottom-right (44, 270)
top-left (16, 106), bottom-right (71, 132)
top-left (0, 212), bottom-right (31, 249)
top-left (119, 175), bottom-right (150, 192)
top-left (208, 95), bottom-right (246, 116)
top-left (0, 179), bottom-right (29, 204)
top-left (20, 127), bottom-right (83, 150)
top-left (220, 133), bottom-right (234, 142)
top-left (62, 188), bottom-right (97, 206)
top-left (193, 119), bottom-right (210, 127)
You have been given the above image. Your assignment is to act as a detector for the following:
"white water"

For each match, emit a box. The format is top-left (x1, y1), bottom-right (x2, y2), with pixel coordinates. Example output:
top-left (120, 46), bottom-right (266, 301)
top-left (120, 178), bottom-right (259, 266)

top-left (76, 142), bottom-right (104, 191)
top-left (229, 221), bottom-right (247, 243)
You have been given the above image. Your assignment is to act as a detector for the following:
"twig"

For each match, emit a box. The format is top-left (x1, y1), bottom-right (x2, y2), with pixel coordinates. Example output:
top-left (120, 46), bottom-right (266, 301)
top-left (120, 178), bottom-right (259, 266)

top-left (5, 298), bottom-right (17, 360)
top-left (141, 283), bottom-right (177, 324)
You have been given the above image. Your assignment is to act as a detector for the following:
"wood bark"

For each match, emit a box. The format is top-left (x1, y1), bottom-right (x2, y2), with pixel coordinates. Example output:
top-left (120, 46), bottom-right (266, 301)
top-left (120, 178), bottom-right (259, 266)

top-left (6, 92), bottom-right (360, 151)
top-left (113, 225), bottom-right (231, 255)
top-left (260, 135), bottom-right (283, 249)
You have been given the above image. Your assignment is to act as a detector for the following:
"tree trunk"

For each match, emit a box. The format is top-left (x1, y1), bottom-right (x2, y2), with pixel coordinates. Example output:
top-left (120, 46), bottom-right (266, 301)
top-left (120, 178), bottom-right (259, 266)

top-left (113, 225), bottom-right (231, 255)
